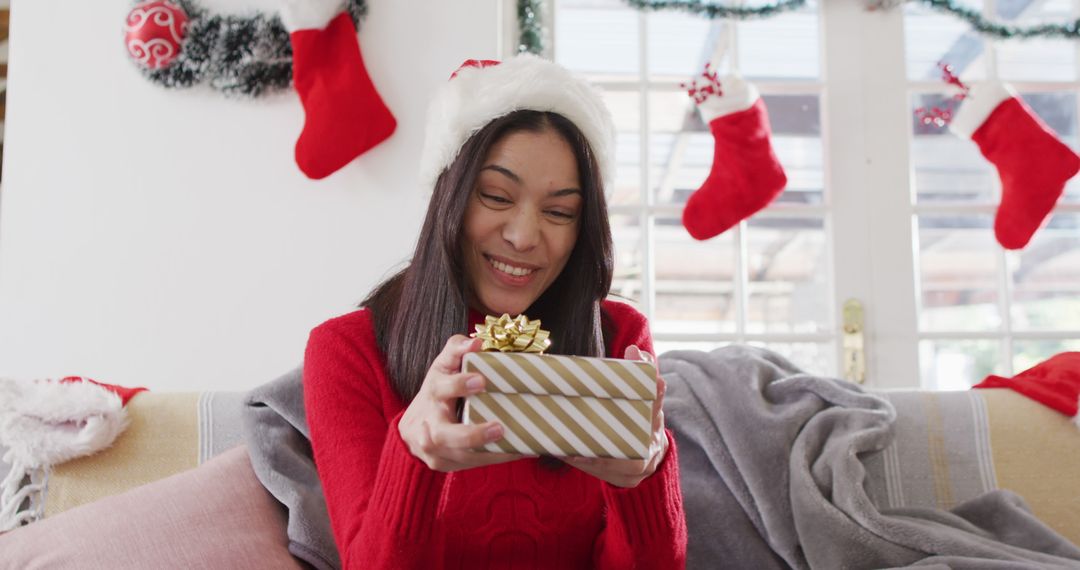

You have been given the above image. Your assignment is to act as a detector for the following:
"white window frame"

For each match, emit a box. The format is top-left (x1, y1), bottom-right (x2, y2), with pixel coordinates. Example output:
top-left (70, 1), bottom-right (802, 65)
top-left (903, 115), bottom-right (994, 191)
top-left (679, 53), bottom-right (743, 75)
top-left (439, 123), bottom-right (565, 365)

top-left (503, 0), bottom-right (1080, 389)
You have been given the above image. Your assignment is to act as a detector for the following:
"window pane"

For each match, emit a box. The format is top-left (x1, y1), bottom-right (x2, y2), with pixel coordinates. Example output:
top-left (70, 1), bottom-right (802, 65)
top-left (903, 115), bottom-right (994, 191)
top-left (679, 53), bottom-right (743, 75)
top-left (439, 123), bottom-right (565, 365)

top-left (649, 92), bottom-right (823, 207)
top-left (1013, 339), bottom-right (1080, 373)
top-left (997, 0), bottom-right (1076, 82)
top-left (917, 215), bottom-right (1002, 332)
top-left (646, 12), bottom-right (729, 82)
top-left (653, 216), bottom-right (737, 335)
top-left (610, 214), bottom-right (644, 311)
top-left (604, 90), bottom-right (642, 206)
top-left (737, 0), bottom-right (820, 80)
top-left (904, 1), bottom-right (987, 82)
top-left (767, 95), bottom-right (824, 205)
top-left (911, 93), bottom-right (997, 204)
top-left (745, 216), bottom-right (831, 334)
top-left (647, 89), bottom-right (700, 209)
top-left (1010, 214), bottom-right (1080, 331)
top-left (919, 339), bottom-right (1004, 389)
top-left (748, 341), bottom-right (836, 376)
top-left (555, 0), bottom-right (639, 80)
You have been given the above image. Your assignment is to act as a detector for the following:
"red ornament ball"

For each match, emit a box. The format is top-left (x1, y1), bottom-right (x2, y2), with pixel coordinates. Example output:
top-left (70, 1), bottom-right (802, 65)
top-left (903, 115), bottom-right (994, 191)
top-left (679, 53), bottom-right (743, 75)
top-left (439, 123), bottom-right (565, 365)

top-left (125, 0), bottom-right (189, 70)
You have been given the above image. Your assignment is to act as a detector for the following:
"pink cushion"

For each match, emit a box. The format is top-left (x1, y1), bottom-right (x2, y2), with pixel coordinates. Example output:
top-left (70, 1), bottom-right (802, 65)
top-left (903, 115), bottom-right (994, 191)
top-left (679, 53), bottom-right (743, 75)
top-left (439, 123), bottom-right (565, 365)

top-left (0, 445), bottom-right (303, 570)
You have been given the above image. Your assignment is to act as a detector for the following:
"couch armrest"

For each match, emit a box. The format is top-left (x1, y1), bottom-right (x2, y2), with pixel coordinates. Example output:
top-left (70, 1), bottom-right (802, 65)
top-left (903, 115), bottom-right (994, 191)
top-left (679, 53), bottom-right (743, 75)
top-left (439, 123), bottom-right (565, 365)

top-left (43, 391), bottom-right (245, 517)
top-left (863, 388), bottom-right (1080, 546)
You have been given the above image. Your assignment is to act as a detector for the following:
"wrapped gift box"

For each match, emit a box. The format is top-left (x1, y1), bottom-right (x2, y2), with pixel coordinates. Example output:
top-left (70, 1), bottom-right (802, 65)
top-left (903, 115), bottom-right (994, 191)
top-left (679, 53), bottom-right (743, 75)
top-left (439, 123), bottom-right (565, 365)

top-left (461, 352), bottom-right (657, 459)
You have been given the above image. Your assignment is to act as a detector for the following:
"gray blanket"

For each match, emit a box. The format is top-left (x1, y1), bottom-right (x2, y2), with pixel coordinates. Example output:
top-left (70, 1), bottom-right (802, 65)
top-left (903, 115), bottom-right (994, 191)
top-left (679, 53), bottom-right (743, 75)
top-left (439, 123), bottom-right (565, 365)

top-left (663, 346), bottom-right (1080, 569)
top-left (241, 367), bottom-right (339, 570)
top-left (242, 349), bottom-right (1080, 570)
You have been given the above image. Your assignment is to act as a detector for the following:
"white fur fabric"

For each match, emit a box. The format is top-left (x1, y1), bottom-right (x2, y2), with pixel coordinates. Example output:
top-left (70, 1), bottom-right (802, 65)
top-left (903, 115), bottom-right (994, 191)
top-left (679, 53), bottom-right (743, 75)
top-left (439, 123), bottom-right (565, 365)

top-left (279, 0), bottom-right (344, 32)
top-left (695, 74), bottom-right (760, 123)
top-left (0, 378), bottom-right (128, 469)
top-left (418, 54), bottom-right (616, 196)
top-left (949, 80), bottom-right (1015, 139)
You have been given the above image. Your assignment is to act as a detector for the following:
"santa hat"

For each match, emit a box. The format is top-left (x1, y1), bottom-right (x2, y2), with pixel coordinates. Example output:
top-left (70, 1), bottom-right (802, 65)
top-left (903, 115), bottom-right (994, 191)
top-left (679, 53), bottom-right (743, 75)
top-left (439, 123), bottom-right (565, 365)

top-left (418, 54), bottom-right (616, 194)
top-left (0, 377), bottom-right (146, 531)
top-left (974, 352), bottom-right (1080, 428)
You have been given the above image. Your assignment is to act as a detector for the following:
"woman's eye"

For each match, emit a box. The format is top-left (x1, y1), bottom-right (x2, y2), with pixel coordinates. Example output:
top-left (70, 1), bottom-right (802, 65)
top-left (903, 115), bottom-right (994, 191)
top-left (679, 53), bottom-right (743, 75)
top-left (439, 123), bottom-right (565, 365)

top-left (479, 192), bottom-right (512, 206)
top-left (545, 210), bottom-right (576, 222)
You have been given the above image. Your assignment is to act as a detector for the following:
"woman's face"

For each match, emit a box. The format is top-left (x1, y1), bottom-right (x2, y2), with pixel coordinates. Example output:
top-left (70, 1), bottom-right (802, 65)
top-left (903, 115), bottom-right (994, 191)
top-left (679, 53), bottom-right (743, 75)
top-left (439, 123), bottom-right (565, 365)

top-left (462, 127), bottom-right (583, 317)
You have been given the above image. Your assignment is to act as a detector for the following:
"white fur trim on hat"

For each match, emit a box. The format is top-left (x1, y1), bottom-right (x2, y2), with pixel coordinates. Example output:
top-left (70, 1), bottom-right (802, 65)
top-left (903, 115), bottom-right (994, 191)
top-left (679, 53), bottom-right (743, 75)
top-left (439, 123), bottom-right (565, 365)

top-left (949, 81), bottom-right (1016, 139)
top-left (279, 0), bottom-right (345, 32)
top-left (0, 378), bottom-right (131, 531)
top-left (0, 378), bottom-right (128, 469)
top-left (418, 54), bottom-right (616, 195)
top-left (695, 75), bottom-right (760, 123)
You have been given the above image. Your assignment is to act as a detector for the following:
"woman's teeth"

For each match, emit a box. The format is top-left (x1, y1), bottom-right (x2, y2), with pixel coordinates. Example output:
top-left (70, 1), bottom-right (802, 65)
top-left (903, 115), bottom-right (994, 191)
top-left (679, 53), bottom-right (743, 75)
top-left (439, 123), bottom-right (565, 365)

top-left (489, 257), bottom-right (535, 277)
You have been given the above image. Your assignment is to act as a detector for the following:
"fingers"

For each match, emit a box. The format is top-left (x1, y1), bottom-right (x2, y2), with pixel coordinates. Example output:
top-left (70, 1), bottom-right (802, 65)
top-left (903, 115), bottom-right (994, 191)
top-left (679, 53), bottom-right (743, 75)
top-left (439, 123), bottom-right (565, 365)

top-left (427, 420), bottom-right (504, 451)
top-left (429, 371), bottom-right (487, 402)
top-left (414, 419), bottom-right (524, 471)
top-left (432, 335), bottom-right (482, 374)
top-left (651, 375), bottom-right (667, 432)
top-left (624, 344), bottom-right (656, 365)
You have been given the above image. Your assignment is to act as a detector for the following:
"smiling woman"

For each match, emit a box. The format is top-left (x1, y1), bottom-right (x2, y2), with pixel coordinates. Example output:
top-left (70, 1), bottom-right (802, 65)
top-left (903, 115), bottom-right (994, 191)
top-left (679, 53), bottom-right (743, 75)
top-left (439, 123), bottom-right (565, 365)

top-left (466, 124), bottom-right (585, 317)
top-left (301, 54), bottom-right (687, 569)
top-left (368, 108), bottom-right (613, 402)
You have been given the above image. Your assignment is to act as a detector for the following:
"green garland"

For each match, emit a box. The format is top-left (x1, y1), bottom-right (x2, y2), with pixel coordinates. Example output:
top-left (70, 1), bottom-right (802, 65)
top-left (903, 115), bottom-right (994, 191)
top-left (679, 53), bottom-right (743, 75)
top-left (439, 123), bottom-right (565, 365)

top-left (620, 0), bottom-right (805, 20)
top-left (515, 0), bottom-right (1080, 45)
top-left (918, 0), bottom-right (1080, 40)
top-left (518, 0), bottom-right (544, 54)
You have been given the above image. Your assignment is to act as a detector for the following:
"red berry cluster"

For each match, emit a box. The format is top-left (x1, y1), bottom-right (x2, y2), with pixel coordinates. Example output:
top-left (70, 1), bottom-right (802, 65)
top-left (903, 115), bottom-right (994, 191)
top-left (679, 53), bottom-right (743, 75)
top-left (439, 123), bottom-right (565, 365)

top-left (682, 63), bottom-right (724, 105)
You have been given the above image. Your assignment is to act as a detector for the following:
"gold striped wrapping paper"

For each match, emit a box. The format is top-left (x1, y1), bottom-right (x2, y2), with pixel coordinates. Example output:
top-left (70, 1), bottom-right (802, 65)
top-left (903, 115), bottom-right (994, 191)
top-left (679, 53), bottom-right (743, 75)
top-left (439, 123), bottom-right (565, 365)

top-left (461, 352), bottom-right (658, 459)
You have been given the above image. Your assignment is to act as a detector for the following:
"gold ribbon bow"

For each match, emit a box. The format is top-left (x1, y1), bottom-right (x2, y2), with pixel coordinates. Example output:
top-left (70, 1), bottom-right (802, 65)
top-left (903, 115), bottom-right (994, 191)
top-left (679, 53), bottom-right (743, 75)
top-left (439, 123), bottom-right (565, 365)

top-left (472, 314), bottom-right (551, 354)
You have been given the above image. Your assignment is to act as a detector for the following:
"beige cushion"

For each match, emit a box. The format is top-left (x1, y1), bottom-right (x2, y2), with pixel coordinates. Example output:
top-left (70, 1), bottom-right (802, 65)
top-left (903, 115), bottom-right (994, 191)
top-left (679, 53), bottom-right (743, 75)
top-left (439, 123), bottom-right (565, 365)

top-left (0, 446), bottom-right (303, 570)
top-left (44, 392), bottom-right (201, 517)
top-left (983, 389), bottom-right (1080, 546)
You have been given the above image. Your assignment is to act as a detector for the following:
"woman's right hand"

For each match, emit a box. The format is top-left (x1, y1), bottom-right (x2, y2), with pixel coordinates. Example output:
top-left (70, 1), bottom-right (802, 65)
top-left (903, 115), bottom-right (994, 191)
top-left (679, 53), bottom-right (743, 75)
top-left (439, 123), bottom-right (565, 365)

top-left (398, 335), bottom-right (524, 472)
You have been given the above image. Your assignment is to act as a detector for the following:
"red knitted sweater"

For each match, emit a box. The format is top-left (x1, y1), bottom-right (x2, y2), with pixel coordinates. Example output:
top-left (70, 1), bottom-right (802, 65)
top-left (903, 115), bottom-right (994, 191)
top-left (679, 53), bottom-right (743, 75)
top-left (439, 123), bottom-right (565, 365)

top-left (303, 300), bottom-right (687, 569)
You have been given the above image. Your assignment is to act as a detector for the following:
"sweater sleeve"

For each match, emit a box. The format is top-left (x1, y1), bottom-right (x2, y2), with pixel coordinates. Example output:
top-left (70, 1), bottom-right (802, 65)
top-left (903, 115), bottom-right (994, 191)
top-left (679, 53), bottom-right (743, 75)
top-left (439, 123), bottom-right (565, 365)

top-left (304, 319), bottom-right (448, 570)
top-left (594, 300), bottom-right (689, 568)
top-left (594, 432), bottom-right (688, 569)
top-left (602, 299), bottom-right (655, 358)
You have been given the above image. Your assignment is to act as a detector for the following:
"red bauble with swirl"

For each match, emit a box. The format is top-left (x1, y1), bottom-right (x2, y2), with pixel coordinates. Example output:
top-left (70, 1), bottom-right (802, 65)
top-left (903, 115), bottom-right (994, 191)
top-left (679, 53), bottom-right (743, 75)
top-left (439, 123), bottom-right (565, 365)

top-left (125, 0), bottom-right (188, 70)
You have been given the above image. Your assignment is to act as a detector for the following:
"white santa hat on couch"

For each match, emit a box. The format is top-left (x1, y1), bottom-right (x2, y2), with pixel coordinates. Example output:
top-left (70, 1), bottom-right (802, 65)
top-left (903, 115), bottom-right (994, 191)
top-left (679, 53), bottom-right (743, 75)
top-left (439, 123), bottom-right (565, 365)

top-left (417, 54), bottom-right (617, 194)
top-left (0, 377), bottom-right (143, 531)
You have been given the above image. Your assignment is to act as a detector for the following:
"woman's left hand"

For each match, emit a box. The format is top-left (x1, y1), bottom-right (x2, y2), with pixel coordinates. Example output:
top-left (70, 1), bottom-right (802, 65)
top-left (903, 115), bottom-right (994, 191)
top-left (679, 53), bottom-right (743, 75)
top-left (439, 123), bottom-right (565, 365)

top-left (563, 345), bottom-right (669, 488)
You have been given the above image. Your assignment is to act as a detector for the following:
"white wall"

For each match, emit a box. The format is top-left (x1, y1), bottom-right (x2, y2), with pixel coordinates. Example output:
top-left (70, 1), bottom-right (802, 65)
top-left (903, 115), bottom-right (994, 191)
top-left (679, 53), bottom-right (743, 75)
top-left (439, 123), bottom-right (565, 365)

top-left (0, 0), bottom-right (504, 391)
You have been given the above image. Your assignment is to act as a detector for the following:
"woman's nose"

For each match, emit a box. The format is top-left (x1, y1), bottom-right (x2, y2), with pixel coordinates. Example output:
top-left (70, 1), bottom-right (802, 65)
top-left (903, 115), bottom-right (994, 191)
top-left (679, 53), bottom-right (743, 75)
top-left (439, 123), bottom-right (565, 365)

top-left (502, 210), bottom-right (540, 252)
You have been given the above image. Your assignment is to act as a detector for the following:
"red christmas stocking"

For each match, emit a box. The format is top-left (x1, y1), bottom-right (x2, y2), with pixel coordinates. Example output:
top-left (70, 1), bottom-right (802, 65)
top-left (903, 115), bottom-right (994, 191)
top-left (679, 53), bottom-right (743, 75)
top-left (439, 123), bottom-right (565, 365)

top-left (282, 1), bottom-right (396, 180)
top-left (950, 82), bottom-right (1080, 250)
top-left (681, 71), bottom-right (787, 241)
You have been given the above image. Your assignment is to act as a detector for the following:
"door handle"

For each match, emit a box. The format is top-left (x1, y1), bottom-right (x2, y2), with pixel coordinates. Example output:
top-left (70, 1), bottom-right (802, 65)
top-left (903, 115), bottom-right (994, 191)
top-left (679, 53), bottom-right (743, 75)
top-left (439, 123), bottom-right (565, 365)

top-left (842, 299), bottom-right (866, 384)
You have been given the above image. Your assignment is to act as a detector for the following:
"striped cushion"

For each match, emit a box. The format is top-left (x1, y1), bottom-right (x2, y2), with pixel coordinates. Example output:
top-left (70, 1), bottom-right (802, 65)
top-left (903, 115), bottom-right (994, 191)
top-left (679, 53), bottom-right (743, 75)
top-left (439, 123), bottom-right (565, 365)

top-left (42, 391), bottom-right (245, 517)
top-left (863, 388), bottom-right (1080, 546)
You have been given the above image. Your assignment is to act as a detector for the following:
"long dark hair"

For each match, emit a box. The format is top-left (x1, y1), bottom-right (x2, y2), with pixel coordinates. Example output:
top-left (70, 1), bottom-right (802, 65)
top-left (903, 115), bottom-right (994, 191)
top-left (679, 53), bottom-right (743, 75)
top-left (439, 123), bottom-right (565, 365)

top-left (363, 110), bottom-right (614, 403)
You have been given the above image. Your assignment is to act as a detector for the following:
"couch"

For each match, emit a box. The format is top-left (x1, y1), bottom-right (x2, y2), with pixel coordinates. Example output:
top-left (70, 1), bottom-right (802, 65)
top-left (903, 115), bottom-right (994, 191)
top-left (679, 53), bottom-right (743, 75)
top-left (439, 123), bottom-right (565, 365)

top-left (1, 387), bottom-right (1078, 568)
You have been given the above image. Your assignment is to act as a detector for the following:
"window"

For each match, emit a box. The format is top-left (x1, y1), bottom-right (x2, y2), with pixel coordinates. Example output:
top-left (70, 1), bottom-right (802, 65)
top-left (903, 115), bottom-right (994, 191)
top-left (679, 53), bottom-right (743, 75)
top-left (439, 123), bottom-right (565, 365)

top-left (905, 0), bottom-right (1080, 388)
top-left (549, 0), bottom-right (1080, 388)
top-left (555, 0), bottom-right (835, 375)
